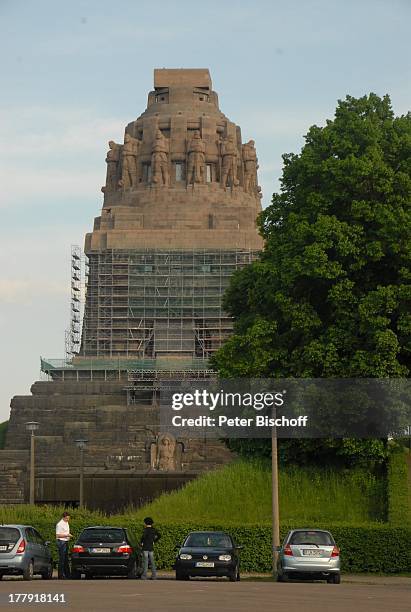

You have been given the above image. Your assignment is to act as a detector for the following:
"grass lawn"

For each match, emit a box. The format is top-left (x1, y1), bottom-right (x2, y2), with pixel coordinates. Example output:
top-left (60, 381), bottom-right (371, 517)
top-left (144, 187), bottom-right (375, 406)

top-left (132, 460), bottom-right (385, 524)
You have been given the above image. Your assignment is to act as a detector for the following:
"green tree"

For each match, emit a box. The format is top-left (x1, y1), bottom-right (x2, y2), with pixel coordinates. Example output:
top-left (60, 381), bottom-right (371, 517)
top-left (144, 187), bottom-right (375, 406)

top-left (212, 94), bottom-right (411, 464)
top-left (0, 421), bottom-right (8, 449)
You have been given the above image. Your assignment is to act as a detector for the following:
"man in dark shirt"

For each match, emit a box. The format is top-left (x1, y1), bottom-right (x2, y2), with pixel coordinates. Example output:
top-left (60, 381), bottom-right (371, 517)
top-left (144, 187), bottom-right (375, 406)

top-left (140, 517), bottom-right (160, 580)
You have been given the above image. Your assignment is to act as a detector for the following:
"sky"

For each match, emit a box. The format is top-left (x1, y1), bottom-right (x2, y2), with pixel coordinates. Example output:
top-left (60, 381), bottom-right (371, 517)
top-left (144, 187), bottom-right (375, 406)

top-left (0, 0), bottom-right (410, 422)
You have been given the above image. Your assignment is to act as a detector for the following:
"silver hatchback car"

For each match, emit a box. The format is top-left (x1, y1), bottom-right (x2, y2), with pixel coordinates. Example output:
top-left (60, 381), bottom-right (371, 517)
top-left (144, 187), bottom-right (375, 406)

top-left (277, 529), bottom-right (341, 583)
top-left (0, 525), bottom-right (53, 581)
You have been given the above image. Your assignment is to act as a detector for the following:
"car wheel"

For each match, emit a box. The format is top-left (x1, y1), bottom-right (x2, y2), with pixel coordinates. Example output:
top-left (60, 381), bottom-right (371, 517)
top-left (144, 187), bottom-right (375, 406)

top-left (23, 561), bottom-right (34, 581)
top-left (85, 573), bottom-right (93, 580)
top-left (41, 563), bottom-right (53, 580)
top-left (278, 571), bottom-right (288, 582)
top-left (330, 573), bottom-right (341, 584)
top-left (71, 570), bottom-right (82, 580)
top-left (228, 567), bottom-right (238, 582)
top-left (176, 570), bottom-right (189, 580)
top-left (127, 560), bottom-right (137, 579)
top-left (0, 573), bottom-right (3, 580)
top-left (236, 568), bottom-right (241, 581)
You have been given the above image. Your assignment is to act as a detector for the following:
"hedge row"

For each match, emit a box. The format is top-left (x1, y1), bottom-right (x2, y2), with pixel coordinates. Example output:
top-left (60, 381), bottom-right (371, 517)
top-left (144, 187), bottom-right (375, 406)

top-left (133, 523), bottom-right (411, 573)
top-left (1, 506), bottom-right (410, 573)
top-left (387, 450), bottom-right (411, 526)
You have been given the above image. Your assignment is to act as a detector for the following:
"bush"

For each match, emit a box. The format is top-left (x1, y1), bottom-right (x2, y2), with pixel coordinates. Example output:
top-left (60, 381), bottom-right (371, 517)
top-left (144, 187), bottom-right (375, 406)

top-left (0, 505), bottom-right (110, 565)
top-left (148, 523), bottom-right (411, 573)
top-left (387, 449), bottom-right (411, 526)
top-left (1, 506), bottom-right (410, 573)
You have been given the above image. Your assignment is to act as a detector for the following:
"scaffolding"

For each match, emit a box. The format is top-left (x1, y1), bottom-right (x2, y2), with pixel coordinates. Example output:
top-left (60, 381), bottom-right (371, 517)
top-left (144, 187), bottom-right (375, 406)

top-left (79, 249), bottom-right (259, 360)
top-left (126, 368), bottom-right (217, 404)
top-left (65, 245), bottom-right (83, 358)
top-left (40, 357), bottom-right (215, 385)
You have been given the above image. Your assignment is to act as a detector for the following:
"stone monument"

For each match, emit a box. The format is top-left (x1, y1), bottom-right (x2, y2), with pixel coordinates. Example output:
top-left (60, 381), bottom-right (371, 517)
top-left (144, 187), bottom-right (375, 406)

top-left (0, 69), bottom-right (263, 511)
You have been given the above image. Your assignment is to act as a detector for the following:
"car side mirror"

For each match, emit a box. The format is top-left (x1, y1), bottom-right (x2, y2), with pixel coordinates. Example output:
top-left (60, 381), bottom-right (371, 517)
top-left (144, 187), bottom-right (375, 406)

top-left (235, 545), bottom-right (243, 550)
top-left (174, 545), bottom-right (181, 550)
top-left (44, 541), bottom-right (50, 547)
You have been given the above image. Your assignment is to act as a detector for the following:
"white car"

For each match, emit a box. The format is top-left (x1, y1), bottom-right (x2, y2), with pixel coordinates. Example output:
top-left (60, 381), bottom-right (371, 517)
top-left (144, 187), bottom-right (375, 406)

top-left (277, 529), bottom-right (341, 583)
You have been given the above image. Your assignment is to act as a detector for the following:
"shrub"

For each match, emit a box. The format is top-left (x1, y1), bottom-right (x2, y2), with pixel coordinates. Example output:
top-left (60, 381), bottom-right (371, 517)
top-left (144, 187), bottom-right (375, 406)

top-left (387, 449), bottom-right (411, 526)
top-left (1, 506), bottom-right (410, 573)
top-left (149, 523), bottom-right (411, 573)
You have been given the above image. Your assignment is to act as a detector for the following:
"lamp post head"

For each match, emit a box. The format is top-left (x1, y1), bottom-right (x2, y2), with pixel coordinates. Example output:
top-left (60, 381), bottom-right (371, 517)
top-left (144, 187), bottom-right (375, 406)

top-left (25, 421), bottom-right (39, 433)
top-left (75, 438), bottom-right (88, 450)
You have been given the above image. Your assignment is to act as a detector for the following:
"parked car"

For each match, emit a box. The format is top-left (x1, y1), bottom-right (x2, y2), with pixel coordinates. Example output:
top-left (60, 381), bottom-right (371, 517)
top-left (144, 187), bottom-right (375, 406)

top-left (174, 531), bottom-right (241, 581)
top-left (277, 529), bottom-right (341, 583)
top-left (0, 525), bottom-right (53, 581)
top-left (70, 526), bottom-right (143, 579)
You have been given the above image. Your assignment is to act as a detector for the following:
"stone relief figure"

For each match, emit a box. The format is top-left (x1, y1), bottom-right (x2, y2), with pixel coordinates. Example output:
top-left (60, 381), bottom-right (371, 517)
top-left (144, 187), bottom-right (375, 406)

top-left (220, 135), bottom-right (240, 189)
top-left (242, 139), bottom-right (259, 194)
top-left (119, 133), bottom-right (139, 189)
top-left (187, 130), bottom-right (206, 185)
top-left (151, 129), bottom-right (169, 186)
top-left (150, 433), bottom-right (180, 471)
top-left (103, 140), bottom-right (121, 192)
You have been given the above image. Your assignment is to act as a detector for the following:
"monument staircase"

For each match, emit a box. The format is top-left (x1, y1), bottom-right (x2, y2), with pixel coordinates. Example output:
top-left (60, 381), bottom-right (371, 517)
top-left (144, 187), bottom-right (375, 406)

top-left (0, 450), bottom-right (28, 505)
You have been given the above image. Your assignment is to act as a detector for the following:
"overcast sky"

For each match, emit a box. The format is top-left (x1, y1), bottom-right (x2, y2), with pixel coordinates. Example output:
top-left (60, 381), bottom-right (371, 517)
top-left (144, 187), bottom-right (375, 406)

top-left (0, 0), bottom-right (410, 422)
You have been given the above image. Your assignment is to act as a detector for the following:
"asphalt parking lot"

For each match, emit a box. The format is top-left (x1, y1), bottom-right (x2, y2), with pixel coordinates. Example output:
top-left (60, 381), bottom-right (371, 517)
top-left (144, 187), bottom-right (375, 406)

top-left (0, 576), bottom-right (410, 612)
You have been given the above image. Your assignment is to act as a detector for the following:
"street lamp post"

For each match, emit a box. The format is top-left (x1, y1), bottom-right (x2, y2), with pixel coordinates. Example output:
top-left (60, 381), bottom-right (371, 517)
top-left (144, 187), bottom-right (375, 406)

top-left (75, 439), bottom-right (88, 509)
top-left (25, 422), bottom-right (39, 505)
top-left (271, 424), bottom-right (280, 578)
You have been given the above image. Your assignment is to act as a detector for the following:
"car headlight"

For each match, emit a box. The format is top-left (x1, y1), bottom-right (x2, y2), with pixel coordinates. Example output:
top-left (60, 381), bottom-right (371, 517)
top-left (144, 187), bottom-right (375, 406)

top-left (218, 554), bottom-right (231, 561)
top-left (179, 554), bottom-right (192, 560)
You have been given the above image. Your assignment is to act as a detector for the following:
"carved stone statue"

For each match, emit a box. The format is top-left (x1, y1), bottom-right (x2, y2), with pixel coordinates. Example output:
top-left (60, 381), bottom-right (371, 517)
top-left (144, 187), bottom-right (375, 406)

top-left (242, 139), bottom-right (259, 194)
top-left (150, 433), bottom-right (179, 471)
top-left (151, 129), bottom-right (169, 186)
top-left (187, 130), bottom-right (206, 185)
top-left (120, 134), bottom-right (139, 189)
top-left (103, 140), bottom-right (121, 192)
top-left (220, 135), bottom-right (239, 189)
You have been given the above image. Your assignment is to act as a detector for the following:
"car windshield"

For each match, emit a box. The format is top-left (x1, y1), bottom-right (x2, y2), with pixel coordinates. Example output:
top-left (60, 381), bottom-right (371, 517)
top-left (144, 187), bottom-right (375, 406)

top-left (79, 529), bottom-right (125, 543)
top-left (0, 528), bottom-right (20, 543)
top-left (289, 531), bottom-right (334, 546)
top-left (184, 533), bottom-right (232, 548)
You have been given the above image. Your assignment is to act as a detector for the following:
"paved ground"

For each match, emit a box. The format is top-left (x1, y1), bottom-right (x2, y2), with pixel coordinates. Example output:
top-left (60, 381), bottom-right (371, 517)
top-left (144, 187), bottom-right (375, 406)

top-left (0, 575), bottom-right (410, 612)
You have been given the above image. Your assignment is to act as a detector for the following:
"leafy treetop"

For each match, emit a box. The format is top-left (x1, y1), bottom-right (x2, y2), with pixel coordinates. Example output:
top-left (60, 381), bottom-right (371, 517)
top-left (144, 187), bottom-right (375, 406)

top-left (213, 94), bottom-right (411, 383)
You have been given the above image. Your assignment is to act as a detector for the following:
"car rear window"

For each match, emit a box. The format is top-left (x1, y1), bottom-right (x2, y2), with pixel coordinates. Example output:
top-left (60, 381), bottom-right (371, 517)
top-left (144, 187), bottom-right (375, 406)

top-left (289, 531), bottom-right (334, 546)
top-left (184, 533), bottom-right (232, 548)
top-left (78, 529), bottom-right (125, 543)
top-left (0, 528), bottom-right (20, 543)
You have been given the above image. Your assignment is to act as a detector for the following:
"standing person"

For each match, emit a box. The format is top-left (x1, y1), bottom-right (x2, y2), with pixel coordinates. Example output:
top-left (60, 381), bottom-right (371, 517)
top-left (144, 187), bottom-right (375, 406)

top-left (140, 517), bottom-right (160, 580)
top-left (55, 511), bottom-right (73, 579)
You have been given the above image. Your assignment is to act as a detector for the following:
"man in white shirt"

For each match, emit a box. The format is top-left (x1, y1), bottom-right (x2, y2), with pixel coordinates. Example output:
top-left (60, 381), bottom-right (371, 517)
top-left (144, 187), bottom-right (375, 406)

top-left (55, 512), bottom-right (72, 579)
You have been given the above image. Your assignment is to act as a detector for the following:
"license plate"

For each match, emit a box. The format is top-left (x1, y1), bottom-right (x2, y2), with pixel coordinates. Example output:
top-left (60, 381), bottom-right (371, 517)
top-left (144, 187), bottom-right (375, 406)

top-left (195, 562), bottom-right (214, 567)
top-left (90, 548), bottom-right (110, 554)
top-left (302, 549), bottom-right (322, 556)
top-left (0, 546), bottom-right (8, 551)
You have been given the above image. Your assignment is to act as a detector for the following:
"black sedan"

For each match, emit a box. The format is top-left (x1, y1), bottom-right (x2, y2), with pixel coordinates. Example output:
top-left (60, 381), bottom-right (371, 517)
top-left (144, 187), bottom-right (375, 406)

top-left (71, 526), bottom-right (143, 579)
top-left (175, 531), bottom-right (241, 581)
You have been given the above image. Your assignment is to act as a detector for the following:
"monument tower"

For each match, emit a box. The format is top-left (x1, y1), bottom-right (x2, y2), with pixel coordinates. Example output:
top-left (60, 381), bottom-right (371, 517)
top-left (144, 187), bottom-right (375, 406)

top-left (0, 69), bottom-right (263, 510)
